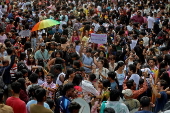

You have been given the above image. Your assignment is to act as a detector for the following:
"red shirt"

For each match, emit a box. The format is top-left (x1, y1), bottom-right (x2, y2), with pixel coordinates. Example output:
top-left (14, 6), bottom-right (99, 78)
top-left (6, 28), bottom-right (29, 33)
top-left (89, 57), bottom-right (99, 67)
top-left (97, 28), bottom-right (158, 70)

top-left (6, 96), bottom-right (26, 113)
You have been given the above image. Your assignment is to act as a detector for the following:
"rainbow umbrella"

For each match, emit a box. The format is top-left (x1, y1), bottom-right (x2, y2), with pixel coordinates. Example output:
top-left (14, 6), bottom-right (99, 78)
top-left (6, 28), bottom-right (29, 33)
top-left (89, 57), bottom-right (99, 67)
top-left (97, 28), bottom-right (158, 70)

top-left (32, 19), bottom-right (60, 32)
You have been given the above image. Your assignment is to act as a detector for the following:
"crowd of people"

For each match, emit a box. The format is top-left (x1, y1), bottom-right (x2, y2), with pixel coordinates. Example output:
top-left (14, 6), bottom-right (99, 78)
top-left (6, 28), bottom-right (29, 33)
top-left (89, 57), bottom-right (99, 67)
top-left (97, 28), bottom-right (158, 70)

top-left (0, 0), bottom-right (170, 113)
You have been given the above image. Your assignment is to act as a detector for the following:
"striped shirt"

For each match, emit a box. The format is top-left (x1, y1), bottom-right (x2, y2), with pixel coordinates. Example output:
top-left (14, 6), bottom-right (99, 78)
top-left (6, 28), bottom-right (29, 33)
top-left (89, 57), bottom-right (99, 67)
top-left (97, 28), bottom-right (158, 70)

top-left (10, 63), bottom-right (17, 78)
top-left (41, 82), bottom-right (57, 98)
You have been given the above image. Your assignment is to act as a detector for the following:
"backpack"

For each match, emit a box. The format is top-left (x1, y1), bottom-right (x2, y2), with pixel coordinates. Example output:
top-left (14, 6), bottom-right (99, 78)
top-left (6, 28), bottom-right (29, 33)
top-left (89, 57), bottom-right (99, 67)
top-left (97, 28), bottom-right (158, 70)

top-left (0, 68), bottom-right (6, 89)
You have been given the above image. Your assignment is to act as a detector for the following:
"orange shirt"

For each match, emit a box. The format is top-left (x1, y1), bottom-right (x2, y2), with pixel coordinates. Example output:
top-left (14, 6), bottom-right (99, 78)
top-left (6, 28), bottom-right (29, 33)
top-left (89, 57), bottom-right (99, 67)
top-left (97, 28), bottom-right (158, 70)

top-left (123, 80), bottom-right (148, 99)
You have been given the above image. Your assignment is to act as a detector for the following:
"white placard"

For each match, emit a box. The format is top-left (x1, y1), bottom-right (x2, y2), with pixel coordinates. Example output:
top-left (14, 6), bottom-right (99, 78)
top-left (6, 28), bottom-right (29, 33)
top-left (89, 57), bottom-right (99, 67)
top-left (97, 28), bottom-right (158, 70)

top-left (90, 33), bottom-right (107, 44)
top-left (19, 30), bottom-right (31, 37)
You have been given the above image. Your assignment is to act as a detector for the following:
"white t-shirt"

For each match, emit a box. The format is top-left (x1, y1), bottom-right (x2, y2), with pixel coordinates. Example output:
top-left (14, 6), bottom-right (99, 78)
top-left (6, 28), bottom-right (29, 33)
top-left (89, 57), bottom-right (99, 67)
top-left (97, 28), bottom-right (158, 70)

top-left (92, 23), bottom-right (100, 32)
top-left (143, 37), bottom-right (149, 47)
top-left (148, 16), bottom-right (155, 29)
top-left (97, 6), bottom-right (102, 12)
top-left (130, 39), bottom-right (138, 50)
top-left (127, 25), bottom-right (133, 31)
top-left (56, 72), bottom-right (65, 85)
top-left (129, 74), bottom-right (140, 89)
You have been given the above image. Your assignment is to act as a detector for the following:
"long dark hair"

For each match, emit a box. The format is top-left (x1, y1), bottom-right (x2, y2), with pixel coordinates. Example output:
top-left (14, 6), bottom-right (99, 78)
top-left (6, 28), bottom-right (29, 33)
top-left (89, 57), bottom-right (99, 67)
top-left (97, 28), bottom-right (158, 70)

top-left (17, 78), bottom-right (26, 91)
top-left (114, 61), bottom-right (125, 71)
top-left (160, 72), bottom-right (170, 85)
top-left (72, 74), bottom-right (83, 86)
top-left (64, 68), bottom-right (75, 80)
top-left (35, 68), bottom-right (45, 81)
top-left (26, 55), bottom-right (36, 65)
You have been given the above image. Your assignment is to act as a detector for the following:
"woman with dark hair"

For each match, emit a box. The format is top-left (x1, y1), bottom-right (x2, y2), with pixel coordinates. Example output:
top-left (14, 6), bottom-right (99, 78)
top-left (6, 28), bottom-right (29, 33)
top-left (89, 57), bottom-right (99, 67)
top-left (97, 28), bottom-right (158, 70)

top-left (47, 50), bottom-right (63, 70)
top-left (97, 79), bottom-right (110, 102)
top-left (114, 61), bottom-right (125, 93)
top-left (35, 67), bottom-right (45, 85)
top-left (17, 78), bottom-right (29, 103)
top-left (72, 74), bottom-right (83, 86)
top-left (133, 61), bottom-right (142, 77)
top-left (70, 30), bottom-right (80, 43)
top-left (14, 36), bottom-right (24, 57)
top-left (14, 71), bottom-right (23, 81)
top-left (93, 60), bottom-right (109, 80)
top-left (26, 55), bottom-right (36, 70)
top-left (61, 37), bottom-right (69, 51)
top-left (20, 52), bottom-right (27, 62)
top-left (63, 68), bottom-right (75, 85)
top-left (160, 72), bottom-right (170, 85)
top-left (67, 20), bottom-right (73, 39)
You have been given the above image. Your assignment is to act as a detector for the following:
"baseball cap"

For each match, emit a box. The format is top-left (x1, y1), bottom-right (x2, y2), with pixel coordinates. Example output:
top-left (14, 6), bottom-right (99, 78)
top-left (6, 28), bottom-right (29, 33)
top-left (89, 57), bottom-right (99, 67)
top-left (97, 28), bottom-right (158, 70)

top-left (122, 89), bottom-right (133, 97)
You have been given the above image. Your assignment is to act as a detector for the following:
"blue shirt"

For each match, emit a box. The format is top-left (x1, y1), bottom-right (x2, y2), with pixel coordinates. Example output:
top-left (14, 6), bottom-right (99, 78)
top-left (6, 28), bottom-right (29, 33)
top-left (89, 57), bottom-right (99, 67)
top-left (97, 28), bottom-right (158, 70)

top-left (7, 13), bottom-right (13, 19)
top-left (34, 49), bottom-right (49, 60)
top-left (26, 100), bottom-right (50, 113)
top-left (155, 91), bottom-right (167, 113)
top-left (52, 27), bottom-right (63, 34)
top-left (115, 71), bottom-right (125, 85)
top-left (59, 96), bottom-right (71, 113)
top-left (110, 81), bottom-right (117, 90)
top-left (1, 55), bottom-right (15, 84)
top-left (82, 54), bottom-right (93, 73)
top-left (59, 15), bottom-right (68, 22)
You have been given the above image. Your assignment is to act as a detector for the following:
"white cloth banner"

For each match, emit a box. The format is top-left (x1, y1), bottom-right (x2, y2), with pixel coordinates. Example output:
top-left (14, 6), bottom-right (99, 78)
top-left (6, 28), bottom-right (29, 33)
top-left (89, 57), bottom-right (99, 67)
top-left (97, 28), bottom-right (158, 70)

top-left (90, 33), bottom-right (107, 44)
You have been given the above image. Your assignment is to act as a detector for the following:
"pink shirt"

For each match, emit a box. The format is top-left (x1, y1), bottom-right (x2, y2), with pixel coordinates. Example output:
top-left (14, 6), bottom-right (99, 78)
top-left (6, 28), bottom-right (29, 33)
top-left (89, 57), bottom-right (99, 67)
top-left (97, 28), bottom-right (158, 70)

top-left (41, 82), bottom-right (57, 98)
top-left (72, 36), bottom-right (80, 42)
top-left (0, 34), bottom-right (7, 43)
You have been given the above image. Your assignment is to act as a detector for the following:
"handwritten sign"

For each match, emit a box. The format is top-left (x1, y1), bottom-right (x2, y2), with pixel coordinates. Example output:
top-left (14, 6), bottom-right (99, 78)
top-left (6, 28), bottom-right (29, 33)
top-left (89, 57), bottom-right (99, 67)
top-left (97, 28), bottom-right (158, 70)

top-left (19, 30), bottom-right (31, 37)
top-left (90, 33), bottom-right (107, 44)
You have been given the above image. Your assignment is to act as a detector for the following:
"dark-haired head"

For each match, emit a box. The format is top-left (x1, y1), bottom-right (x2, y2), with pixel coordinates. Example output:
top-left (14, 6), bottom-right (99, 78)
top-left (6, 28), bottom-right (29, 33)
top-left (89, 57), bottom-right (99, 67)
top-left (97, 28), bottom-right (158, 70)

top-left (54, 64), bottom-right (62, 73)
top-left (60, 37), bottom-right (67, 44)
top-left (14, 71), bottom-right (23, 80)
top-left (28, 85), bottom-right (41, 98)
top-left (88, 73), bottom-right (96, 82)
top-left (11, 82), bottom-right (21, 94)
top-left (20, 52), bottom-right (26, 61)
top-left (110, 89), bottom-right (120, 101)
top-left (126, 79), bottom-right (135, 90)
top-left (29, 73), bottom-right (38, 84)
top-left (140, 96), bottom-right (150, 107)
top-left (46, 73), bottom-right (54, 84)
top-left (129, 64), bottom-right (136, 74)
top-left (72, 74), bottom-right (83, 86)
top-left (114, 61), bottom-right (125, 71)
top-left (35, 67), bottom-right (45, 80)
top-left (68, 102), bottom-right (81, 113)
top-left (35, 88), bottom-right (46, 102)
top-left (46, 99), bottom-right (55, 109)
top-left (62, 83), bottom-right (74, 97)
top-left (65, 68), bottom-right (75, 80)
top-left (104, 107), bottom-right (115, 113)
top-left (99, 79), bottom-right (110, 88)
top-left (17, 78), bottom-right (26, 91)
top-left (160, 72), bottom-right (170, 84)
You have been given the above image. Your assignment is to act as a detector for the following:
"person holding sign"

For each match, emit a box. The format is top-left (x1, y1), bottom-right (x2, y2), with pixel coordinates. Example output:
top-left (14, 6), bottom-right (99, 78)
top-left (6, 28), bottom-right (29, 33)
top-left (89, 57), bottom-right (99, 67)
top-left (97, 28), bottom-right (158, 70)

top-left (82, 30), bottom-right (90, 46)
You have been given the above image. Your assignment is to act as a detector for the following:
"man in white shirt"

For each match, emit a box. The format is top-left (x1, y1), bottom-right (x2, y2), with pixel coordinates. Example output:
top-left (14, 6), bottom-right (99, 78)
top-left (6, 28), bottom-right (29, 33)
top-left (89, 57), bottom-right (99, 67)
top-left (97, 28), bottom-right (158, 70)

top-left (82, 73), bottom-right (98, 103)
top-left (139, 32), bottom-right (149, 47)
top-left (92, 18), bottom-right (100, 32)
top-left (147, 13), bottom-right (155, 31)
top-left (128, 64), bottom-right (140, 90)
top-left (127, 21), bottom-right (133, 31)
